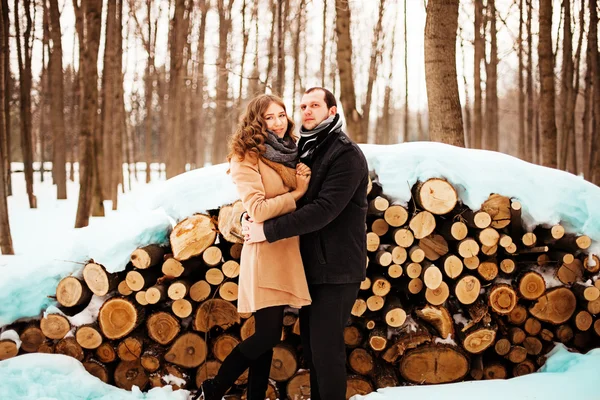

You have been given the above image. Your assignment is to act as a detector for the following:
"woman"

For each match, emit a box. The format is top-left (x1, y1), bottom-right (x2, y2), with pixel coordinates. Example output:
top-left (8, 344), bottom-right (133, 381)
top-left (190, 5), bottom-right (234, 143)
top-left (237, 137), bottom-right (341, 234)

top-left (196, 94), bottom-right (312, 400)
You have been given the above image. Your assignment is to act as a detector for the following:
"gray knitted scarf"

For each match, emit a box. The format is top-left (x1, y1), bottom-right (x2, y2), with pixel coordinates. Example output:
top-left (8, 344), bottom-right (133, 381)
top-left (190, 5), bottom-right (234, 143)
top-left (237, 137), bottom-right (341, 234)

top-left (263, 130), bottom-right (298, 169)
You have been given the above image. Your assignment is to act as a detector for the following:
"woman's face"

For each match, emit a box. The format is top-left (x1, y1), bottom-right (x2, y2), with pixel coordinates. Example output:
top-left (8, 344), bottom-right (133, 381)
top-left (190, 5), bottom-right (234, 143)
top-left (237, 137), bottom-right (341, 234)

top-left (263, 102), bottom-right (288, 138)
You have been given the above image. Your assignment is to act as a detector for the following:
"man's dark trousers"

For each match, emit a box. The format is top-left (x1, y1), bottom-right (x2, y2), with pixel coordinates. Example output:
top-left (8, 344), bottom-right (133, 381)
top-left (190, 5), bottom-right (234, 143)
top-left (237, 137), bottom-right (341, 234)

top-left (299, 282), bottom-right (360, 400)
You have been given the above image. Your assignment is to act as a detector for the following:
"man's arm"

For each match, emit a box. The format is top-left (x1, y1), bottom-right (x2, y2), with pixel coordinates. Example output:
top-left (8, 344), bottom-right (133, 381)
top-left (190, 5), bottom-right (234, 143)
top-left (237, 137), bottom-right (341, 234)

top-left (263, 147), bottom-right (367, 242)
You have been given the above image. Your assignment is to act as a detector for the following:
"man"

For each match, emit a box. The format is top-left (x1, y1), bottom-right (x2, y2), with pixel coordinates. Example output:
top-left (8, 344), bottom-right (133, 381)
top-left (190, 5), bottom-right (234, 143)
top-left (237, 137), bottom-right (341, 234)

top-left (243, 87), bottom-right (368, 400)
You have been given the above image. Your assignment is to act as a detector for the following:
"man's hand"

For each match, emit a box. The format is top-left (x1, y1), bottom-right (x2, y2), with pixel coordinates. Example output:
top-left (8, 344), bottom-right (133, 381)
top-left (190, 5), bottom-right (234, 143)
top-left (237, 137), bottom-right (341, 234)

top-left (242, 219), bottom-right (267, 244)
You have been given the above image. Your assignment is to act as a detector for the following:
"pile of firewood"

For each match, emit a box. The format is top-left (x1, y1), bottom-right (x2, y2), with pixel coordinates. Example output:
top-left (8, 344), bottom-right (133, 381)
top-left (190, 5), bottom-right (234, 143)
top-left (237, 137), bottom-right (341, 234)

top-left (1, 177), bottom-right (599, 399)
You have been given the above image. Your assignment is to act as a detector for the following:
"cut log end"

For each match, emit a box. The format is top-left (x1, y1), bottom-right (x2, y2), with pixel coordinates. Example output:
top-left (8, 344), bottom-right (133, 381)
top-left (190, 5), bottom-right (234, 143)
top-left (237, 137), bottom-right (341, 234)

top-left (400, 345), bottom-right (469, 384)
top-left (529, 287), bottom-right (577, 325)
top-left (489, 284), bottom-right (518, 315)
top-left (99, 297), bottom-right (143, 340)
top-left (416, 178), bottom-right (458, 215)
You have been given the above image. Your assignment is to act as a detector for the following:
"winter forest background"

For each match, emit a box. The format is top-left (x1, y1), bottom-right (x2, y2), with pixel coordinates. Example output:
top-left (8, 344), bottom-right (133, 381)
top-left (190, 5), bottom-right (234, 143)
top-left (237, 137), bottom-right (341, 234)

top-left (0, 0), bottom-right (599, 255)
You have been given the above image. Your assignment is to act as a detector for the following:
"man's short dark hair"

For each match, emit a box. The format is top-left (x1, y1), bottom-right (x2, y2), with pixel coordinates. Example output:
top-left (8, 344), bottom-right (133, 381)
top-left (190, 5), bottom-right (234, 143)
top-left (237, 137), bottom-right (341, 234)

top-left (305, 87), bottom-right (337, 109)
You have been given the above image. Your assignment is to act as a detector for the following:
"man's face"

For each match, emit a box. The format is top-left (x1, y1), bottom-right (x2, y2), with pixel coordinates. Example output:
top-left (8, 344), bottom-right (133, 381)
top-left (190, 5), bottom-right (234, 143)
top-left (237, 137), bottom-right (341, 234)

top-left (300, 90), bottom-right (336, 130)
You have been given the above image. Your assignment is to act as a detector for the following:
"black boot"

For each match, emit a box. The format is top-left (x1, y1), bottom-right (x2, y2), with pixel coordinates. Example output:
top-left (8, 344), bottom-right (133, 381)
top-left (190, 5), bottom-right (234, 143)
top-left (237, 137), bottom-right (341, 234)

top-left (197, 346), bottom-right (252, 400)
top-left (246, 350), bottom-right (273, 400)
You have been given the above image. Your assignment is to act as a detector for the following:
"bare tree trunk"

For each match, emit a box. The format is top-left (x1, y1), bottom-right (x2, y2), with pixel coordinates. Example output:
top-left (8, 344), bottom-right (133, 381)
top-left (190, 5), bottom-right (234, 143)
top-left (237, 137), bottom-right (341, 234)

top-left (403, 0), bottom-right (409, 142)
top-left (484, 0), bottom-right (498, 151)
top-left (558, 0), bottom-right (574, 171)
top-left (15, 0), bottom-right (37, 208)
top-left (459, 27), bottom-right (471, 147)
top-left (0, 0), bottom-right (13, 254)
top-left (48, 0), bottom-right (67, 199)
top-left (74, 0), bottom-right (103, 228)
top-left (526, 0), bottom-right (534, 162)
top-left (573, 0), bottom-right (585, 175)
top-left (589, 0), bottom-right (600, 184)
top-left (265, 0), bottom-right (277, 91)
top-left (212, 0), bottom-right (234, 164)
top-left (41, 2), bottom-right (49, 184)
top-left (1, 0), bottom-right (9, 196)
top-left (361, 0), bottom-right (386, 140)
top-left (100, 0), bottom-right (119, 213)
top-left (518, 0), bottom-right (525, 159)
top-left (135, 0), bottom-right (157, 183)
top-left (237, 0), bottom-right (249, 107)
top-left (275, 0), bottom-right (288, 96)
top-left (194, 0), bottom-right (208, 168)
top-left (320, 0), bottom-right (327, 87)
top-left (166, 0), bottom-right (189, 177)
top-left (473, 0), bottom-right (484, 149)
top-left (424, 0), bottom-right (465, 147)
top-left (538, 0), bottom-right (558, 168)
top-left (334, 0), bottom-right (363, 141)
top-left (292, 0), bottom-right (306, 113)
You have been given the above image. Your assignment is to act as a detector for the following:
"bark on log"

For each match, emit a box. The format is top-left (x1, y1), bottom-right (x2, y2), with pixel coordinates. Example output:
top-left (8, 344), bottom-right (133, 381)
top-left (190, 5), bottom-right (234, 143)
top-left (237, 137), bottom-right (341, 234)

top-left (218, 200), bottom-right (245, 243)
top-left (131, 245), bottom-right (165, 269)
top-left (83, 359), bottom-right (111, 383)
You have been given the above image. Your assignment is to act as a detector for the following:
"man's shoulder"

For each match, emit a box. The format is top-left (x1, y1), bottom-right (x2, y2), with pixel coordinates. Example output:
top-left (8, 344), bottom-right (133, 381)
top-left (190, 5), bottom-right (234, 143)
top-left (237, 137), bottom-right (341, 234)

top-left (333, 131), bottom-right (368, 169)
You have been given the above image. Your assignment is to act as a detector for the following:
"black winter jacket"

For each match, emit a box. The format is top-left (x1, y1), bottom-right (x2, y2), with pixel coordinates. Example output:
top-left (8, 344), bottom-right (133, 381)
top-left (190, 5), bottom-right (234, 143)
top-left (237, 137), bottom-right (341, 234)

top-left (263, 128), bottom-right (369, 284)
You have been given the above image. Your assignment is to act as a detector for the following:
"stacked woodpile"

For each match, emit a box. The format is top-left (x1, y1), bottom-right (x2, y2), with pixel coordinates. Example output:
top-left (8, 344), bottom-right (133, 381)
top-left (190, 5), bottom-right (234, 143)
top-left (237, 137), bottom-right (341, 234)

top-left (1, 177), bottom-right (599, 399)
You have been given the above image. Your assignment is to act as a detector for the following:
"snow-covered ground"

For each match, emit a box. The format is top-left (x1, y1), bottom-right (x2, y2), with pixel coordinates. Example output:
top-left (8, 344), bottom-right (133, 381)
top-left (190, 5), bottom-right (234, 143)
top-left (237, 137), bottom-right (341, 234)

top-left (2, 143), bottom-right (600, 400)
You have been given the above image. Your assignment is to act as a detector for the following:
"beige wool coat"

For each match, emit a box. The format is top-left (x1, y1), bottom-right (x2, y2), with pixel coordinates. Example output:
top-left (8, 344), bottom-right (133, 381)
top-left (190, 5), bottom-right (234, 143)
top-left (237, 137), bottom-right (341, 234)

top-left (229, 153), bottom-right (312, 313)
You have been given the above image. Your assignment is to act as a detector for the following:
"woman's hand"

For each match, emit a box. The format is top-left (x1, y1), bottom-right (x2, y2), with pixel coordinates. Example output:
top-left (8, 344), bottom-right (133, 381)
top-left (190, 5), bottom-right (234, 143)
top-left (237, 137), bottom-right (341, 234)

top-left (291, 163), bottom-right (311, 201)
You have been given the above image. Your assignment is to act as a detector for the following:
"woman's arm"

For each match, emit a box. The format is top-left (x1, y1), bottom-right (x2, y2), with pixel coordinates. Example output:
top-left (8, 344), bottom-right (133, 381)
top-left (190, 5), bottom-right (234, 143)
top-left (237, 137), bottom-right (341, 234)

top-left (230, 156), bottom-right (296, 223)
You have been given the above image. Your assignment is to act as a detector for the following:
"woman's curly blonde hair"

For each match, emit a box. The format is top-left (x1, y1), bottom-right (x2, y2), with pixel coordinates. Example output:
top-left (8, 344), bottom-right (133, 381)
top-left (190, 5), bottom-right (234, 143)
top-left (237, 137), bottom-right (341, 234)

top-left (227, 94), bottom-right (297, 163)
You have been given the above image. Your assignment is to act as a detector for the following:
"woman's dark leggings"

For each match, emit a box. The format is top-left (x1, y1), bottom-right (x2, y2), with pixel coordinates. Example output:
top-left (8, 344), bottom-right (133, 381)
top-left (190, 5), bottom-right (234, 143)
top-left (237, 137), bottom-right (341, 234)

top-left (213, 305), bottom-right (285, 399)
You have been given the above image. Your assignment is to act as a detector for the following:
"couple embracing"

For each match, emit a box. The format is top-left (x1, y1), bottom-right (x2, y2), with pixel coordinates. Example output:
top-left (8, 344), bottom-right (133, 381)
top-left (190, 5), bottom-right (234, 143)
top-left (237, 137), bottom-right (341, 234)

top-left (196, 87), bottom-right (369, 400)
